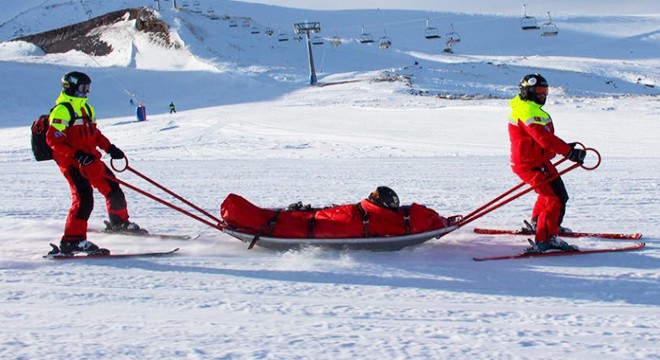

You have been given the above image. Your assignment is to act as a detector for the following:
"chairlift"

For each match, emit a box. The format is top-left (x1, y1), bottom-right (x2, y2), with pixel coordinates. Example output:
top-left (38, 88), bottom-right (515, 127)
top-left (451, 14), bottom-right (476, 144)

top-left (264, 28), bottom-right (274, 36)
top-left (445, 23), bottom-right (461, 45)
top-left (277, 32), bottom-right (289, 42)
top-left (191, 0), bottom-right (201, 13)
top-left (359, 26), bottom-right (374, 44)
top-left (424, 18), bottom-right (441, 39)
top-left (228, 18), bottom-right (238, 27)
top-left (541, 12), bottom-right (559, 36)
top-left (443, 41), bottom-right (453, 53)
top-left (520, 4), bottom-right (540, 30)
top-left (378, 30), bottom-right (392, 49)
top-left (207, 8), bottom-right (219, 20)
top-left (250, 26), bottom-right (261, 35)
top-left (312, 36), bottom-right (325, 45)
top-left (330, 35), bottom-right (342, 47)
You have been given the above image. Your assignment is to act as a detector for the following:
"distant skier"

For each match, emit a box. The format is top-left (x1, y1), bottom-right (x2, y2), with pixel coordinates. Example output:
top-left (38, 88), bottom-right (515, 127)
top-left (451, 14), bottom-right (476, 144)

top-left (169, 101), bottom-right (176, 114)
top-left (46, 71), bottom-right (147, 256)
top-left (508, 73), bottom-right (586, 254)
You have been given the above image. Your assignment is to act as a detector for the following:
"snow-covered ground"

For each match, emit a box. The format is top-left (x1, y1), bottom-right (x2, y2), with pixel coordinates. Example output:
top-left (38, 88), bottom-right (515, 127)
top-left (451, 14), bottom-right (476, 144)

top-left (0, 1), bottom-right (658, 359)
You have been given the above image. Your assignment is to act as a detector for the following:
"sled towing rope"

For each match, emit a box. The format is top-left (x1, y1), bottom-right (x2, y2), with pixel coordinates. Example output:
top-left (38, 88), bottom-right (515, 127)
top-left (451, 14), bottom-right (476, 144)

top-left (105, 157), bottom-right (226, 232)
top-left (456, 144), bottom-right (601, 228)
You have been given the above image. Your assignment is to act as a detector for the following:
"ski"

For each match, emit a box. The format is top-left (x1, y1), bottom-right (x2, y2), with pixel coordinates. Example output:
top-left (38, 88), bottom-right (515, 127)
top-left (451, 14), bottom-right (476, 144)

top-left (90, 228), bottom-right (199, 241)
top-left (473, 242), bottom-right (645, 261)
top-left (473, 227), bottom-right (642, 240)
top-left (44, 246), bottom-right (180, 260)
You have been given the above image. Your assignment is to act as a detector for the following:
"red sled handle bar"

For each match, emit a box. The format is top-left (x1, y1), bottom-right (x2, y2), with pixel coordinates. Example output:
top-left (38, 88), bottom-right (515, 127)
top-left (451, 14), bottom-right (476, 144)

top-left (456, 145), bottom-right (601, 228)
top-left (102, 157), bottom-right (226, 231)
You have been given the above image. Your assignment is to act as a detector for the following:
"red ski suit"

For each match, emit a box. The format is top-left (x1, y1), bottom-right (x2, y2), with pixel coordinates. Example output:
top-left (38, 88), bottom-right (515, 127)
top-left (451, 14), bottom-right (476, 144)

top-left (508, 95), bottom-right (572, 242)
top-left (46, 92), bottom-right (129, 242)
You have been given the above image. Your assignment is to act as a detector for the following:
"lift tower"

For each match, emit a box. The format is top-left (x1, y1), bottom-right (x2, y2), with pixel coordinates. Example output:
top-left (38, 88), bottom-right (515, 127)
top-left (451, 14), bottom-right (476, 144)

top-left (294, 21), bottom-right (321, 85)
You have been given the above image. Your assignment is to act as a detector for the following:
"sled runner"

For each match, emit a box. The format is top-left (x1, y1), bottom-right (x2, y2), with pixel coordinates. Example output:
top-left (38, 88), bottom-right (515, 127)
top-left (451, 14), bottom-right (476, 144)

top-left (223, 226), bottom-right (458, 251)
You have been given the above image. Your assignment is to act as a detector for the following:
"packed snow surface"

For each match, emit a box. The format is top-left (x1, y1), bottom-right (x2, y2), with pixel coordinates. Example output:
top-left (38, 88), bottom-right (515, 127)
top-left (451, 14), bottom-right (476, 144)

top-left (0, 1), bottom-right (658, 359)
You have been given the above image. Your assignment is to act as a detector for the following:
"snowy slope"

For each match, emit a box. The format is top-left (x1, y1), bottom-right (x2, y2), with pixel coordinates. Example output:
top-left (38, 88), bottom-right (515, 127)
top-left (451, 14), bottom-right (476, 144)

top-left (0, 1), bottom-right (658, 359)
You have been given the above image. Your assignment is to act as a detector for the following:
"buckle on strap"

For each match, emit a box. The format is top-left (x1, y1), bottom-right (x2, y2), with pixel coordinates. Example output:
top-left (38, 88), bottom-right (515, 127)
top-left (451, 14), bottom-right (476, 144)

top-left (356, 203), bottom-right (370, 237)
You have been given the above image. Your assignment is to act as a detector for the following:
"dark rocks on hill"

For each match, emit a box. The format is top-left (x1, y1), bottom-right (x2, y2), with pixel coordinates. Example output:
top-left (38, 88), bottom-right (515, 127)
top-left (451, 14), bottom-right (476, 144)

top-left (12, 8), bottom-right (176, 56)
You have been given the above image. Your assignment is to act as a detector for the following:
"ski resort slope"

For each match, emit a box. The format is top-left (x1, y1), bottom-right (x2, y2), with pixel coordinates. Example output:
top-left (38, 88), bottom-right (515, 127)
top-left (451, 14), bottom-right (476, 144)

top-left (0, 1), bottom-right (658, 359)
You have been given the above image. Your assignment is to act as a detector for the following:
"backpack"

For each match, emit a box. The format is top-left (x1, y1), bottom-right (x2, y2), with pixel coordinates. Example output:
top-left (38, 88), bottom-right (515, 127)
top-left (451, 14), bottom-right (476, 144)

top-left (30, 102), bottom-right (90, 161)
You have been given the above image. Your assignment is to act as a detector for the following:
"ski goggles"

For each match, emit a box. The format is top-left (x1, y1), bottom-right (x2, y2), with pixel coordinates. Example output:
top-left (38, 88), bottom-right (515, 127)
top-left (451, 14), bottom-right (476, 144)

top-left (76, 83), bottom-right (91, 94)
top-left (533, 86), bottom-right (548, 95)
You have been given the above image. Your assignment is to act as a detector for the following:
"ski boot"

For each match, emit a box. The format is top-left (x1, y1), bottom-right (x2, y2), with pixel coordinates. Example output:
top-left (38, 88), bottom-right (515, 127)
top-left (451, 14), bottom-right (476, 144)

top-left (103, 220), bottom-right (149, 236)
top-left (558, 226), bottom-right (573, 235)
top-left (524, 236), bottom-right (579, 254)
top-left (52, 240), bottom-right (110, 256)
top-left (520, 219), bottom-right (536, 235)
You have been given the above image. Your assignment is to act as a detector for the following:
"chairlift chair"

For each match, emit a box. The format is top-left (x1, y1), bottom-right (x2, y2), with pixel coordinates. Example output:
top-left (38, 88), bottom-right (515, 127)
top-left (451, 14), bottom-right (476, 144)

top-left (520, 4), bottom-right (540, 30)
top-left (445, 23), bottom-right (461, 45)
top-left (228, 19), bottom-right (238, 27)
top-left (379, 38), bottom-right (392, 49)
top-left (312, 36), bottom-right (325, 45)
top-left (541, 12), bottom-right (559, 36)
top-left (359, 26), bottom-right (374, 44)
top-left (330, 35), bottom-right (342, 47)
top-left (379, 30), bottom-right (392, 49)
top-left (277, 32), bottom-right (289, 42)
top-left (424, 18), bottom-right (441, 39)
top-left (264, 28), bottom-right (274, 36)
top-left (250, 26), bottom-right (261, 35)
top-left (207, 8), bottom-right (219, 20)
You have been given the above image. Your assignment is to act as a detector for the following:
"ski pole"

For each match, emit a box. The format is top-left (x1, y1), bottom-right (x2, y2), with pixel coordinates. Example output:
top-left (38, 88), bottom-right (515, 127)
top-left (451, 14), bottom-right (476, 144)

top-left (110, 157), bottom-right (223, 225)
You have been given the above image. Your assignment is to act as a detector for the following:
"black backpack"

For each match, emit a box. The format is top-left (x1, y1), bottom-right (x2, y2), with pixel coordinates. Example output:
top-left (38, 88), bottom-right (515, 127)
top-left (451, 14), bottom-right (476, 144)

top-left (30, 102), bottom-right (90, 161)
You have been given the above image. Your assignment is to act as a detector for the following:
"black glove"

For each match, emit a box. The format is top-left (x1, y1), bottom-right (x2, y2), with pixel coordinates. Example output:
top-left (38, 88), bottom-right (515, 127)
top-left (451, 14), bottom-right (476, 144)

top-left (107, 144), bottom-right (125, 159)
top-left (74, 151), bottom-right (95, 166)
top-left (566, 148), bottom-right (586, 164)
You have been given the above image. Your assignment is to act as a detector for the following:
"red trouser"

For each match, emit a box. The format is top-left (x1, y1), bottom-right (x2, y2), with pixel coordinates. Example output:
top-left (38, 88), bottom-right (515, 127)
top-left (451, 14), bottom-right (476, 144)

top-left (60, 161), bottom-right (129, 241)
top-left (513, 163), bottom-right (566, 242)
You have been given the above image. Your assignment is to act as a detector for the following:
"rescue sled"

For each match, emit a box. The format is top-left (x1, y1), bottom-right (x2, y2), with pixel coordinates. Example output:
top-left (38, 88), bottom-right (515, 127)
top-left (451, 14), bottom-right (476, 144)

top-left (220, 192), bottom-right (460, 251)
top-left (223, 226), bottom-right (458, 251)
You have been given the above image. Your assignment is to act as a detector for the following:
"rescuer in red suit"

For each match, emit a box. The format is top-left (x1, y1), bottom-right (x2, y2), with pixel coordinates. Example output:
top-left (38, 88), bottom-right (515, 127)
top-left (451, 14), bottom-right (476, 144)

top-left (46, 71), bottom-right (146, 255)
top-left (508, 73), bottom-right (586, 254)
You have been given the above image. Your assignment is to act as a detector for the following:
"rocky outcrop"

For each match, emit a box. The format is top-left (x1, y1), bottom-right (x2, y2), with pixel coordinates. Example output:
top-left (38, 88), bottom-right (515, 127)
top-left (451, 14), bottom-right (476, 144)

top-left (13, 8), bottom-right (175, 56)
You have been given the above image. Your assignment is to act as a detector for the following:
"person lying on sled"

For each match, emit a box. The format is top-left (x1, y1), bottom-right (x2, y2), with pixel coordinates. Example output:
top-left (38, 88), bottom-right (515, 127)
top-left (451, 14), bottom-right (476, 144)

top-left (220, 186), bottom-right (459, 239)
